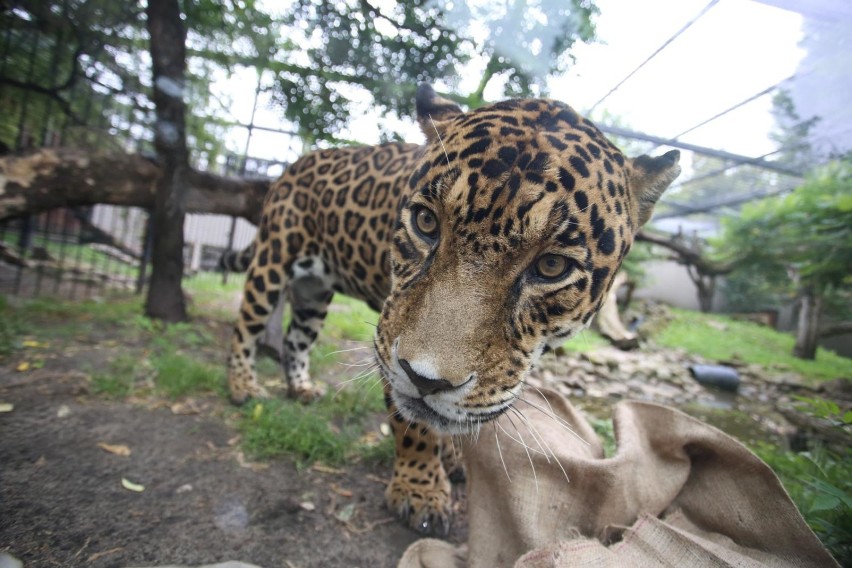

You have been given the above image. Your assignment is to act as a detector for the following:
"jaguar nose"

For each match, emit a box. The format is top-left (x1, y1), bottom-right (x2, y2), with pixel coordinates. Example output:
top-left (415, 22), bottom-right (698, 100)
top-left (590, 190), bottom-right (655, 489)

top-left (398, 359), bottom-right (454, 396)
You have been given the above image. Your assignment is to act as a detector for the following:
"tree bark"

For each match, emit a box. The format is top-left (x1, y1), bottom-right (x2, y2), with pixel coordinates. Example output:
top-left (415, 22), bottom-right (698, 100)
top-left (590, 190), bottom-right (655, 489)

top-left (145, 0), bottom-right (189, 322)
top-left (0, 148), bottom-right (269, 224)
top-left (0, 148), bottom-right (268, 223)
top-left (793, 287), bottom-right (822, 360)
top-left (819, 321), bottom-right (852, 338)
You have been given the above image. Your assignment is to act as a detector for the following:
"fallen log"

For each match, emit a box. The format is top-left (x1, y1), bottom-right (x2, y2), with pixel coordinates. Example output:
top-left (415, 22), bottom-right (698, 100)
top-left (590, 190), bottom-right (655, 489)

top-left (0, 148), bottom-right (269, 223)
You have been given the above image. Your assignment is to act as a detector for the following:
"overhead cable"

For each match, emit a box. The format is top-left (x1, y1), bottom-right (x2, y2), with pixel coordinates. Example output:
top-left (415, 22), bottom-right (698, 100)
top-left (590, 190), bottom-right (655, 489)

top-left (588, 0), bottom-right (721, 113)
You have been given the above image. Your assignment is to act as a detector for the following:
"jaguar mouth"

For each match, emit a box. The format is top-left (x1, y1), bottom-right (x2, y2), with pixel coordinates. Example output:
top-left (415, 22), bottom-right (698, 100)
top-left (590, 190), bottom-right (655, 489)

top-left (393, 391), bottom-right (509, 435)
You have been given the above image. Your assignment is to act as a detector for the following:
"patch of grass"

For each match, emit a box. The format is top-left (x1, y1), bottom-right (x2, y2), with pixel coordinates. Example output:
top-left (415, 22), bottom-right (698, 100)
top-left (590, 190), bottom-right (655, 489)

top-left (0, 295), bottom-right (25, 356)
top-left (151, 350), bottom-right (225, 398)
top-left (183, 275), bottom-right (244, 321)
top-left (241, 378), bottom-right (387, 466)
top-left (17, 295), bottom-right (142, 325)
top-left (324, 295), bottom-right (378, 342)
top-left (241, 398), bottom-right (353, 465)
top-left (562, 329), bottom-right (609, 353)
top-left (90, 354), bottom-right (138, 398)
top-left (0, 233), bottom-right (138, 277)
top-left (359, 434), bottom-right (395, 465)
top-left (656, 308), bottom-right (852, 382)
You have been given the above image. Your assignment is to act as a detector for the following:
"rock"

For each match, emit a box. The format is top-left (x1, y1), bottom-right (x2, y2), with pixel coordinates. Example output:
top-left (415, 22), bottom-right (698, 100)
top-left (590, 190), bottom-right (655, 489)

top-left (819, 378), bottom-right (852, 401)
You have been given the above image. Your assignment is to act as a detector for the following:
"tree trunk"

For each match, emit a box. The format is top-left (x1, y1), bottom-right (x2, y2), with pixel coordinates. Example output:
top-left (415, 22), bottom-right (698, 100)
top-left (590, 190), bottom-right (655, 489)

top-left (145, 0), bottom-right (189, 322)
top-left (0, 149), bottom-right (269, 223)
top-left (697, 276), bottom-right (715, 313)
top-left (793, 287), bottom-right (822, 360)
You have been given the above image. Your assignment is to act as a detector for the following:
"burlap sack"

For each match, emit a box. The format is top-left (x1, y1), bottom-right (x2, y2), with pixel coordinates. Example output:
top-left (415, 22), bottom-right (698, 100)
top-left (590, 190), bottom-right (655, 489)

top-left (399, 388), bottom-right (838, 568)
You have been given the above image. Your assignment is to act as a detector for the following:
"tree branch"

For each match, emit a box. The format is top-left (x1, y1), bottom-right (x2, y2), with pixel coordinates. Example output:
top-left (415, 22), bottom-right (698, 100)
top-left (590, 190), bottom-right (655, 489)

top-left (0, 148), bottom-right (268, 223)
top-left (637, 229), bottom-right (735, 275)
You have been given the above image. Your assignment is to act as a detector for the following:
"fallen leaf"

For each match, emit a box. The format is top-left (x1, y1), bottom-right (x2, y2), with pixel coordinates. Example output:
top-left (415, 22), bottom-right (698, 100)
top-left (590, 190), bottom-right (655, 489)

top-left (16, 361), bottom-right (30, 372)
top-left (97, 442), bottom-right (131, 457)
top-left (175, 483), bottom-right (193, 494)
top-left (56, 405), bottom-right (71, 418)
top-left (263, 379), bottom-right (283, 388)
top-left (0, 402), bottom-right (13, 413)
top-left (227, 435), bottom-right (241, 446)
top-left (365, 474), bottom-right (389, 486)
top-left (299, 501), bottom-right (316, 511)
top-left (235, 450), bottom-right (269, 471)
top-left (22, 340), bottom-right (46, 348)
top-left (379, 423), bottom-right (391, 437)
top-left (170, 400), bottom-right (201, 415)
top-left (34, 456), bottom-right (47, 468)
top-left (252, 403), bottom-right (264, 420)
top-left (330, 483), bottom-right (353, 498)
top-left (335, 503), bottom-right (356, 523)
top-left (312, 463), bottom-right (344, 475)
top-left (121, 478), bottom-right (145, 492)
top-left (87, 547), bottom-right (124, 562)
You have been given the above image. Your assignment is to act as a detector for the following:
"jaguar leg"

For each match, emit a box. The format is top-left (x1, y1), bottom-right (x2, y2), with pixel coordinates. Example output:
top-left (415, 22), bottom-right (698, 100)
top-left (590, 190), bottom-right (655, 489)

top-left (228, 250), bottom-right (289, 405)
top-left (283, 273), bottom-right (334, 403)
top-left (383, 387), bottom-right (452, 535)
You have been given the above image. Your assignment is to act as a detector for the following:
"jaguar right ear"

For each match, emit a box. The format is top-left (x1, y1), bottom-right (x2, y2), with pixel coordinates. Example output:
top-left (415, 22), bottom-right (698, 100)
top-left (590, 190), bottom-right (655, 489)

top-left (415, 84), bottom-right (464, 143)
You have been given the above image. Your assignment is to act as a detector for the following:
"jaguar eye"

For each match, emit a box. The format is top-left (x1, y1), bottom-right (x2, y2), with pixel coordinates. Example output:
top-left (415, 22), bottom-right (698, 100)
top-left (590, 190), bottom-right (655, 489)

top-left (412, 206), bottom-right (439, 240)
top-left (534, 254), bottom-right (570, 280)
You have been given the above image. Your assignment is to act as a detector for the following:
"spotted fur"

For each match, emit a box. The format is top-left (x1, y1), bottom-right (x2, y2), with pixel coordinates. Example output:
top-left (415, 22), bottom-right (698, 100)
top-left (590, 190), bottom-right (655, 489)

top-left (227, 84), bottom-right (680, 534)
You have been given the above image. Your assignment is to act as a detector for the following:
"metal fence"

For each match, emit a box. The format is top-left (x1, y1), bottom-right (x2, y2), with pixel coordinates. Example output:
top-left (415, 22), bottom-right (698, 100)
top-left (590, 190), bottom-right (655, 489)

top-left (0, 6), bottom-right (293, 301)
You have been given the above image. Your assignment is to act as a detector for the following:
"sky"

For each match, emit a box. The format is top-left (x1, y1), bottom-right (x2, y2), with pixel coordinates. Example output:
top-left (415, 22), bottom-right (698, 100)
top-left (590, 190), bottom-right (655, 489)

top-left (218, 0), bottom-right (835, 174)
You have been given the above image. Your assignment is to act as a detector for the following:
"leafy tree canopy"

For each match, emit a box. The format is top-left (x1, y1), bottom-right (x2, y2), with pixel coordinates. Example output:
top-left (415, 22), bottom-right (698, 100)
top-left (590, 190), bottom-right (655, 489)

top-left (713, 159), bottom-right (852, 303)
top-left (1, 0), bottom-right (599, 153)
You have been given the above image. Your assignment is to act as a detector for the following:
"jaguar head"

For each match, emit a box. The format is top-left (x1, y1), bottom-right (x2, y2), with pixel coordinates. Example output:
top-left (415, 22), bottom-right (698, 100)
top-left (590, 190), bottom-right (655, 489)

top-left (375, 85), bottom-right (680, 434)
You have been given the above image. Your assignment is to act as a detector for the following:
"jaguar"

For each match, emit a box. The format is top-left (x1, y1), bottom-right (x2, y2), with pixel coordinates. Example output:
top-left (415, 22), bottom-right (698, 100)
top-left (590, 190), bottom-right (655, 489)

top-left (227, 84), bottom-right (680, 533)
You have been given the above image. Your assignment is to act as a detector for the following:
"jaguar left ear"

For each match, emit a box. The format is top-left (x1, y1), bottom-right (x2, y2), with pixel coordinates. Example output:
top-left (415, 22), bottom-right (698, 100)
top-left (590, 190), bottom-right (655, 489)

top-left (629, 149), bottom-right (681, 225)
top-left (415, 83), bottom-right (464, 143)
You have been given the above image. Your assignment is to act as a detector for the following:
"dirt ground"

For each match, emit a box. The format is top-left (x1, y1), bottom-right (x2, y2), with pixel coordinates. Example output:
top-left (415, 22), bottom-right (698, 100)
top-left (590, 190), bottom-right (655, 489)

top-left (0, 316), bottom-right (466, 568)
top-left (1, 290), bottom-right (846, 567)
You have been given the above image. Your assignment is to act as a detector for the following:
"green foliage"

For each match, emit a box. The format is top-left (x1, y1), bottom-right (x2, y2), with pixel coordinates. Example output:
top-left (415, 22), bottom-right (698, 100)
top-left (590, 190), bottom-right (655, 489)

top-left (656, 308), bottom-right (852, 382)
top-left (4, 0), bottom-right (599, 154)
top-left (756, 444), bottom-right (852, 563)
top-left (714, 159), bottom-right (852, 296)
top-left (588, 417), bottom-right (616, 458)
top-left (754, 395), bottom-right (852, 565)
top-left (267, 0), bottom-right (599, 140)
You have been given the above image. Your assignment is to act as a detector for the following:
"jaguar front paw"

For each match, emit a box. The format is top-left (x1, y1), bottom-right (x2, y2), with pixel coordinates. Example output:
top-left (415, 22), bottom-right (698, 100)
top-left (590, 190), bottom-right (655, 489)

top-left (228, 373), bottom-right (270, 406)
top-left (385, 467), bottom-right (452, 535)
top-left (288, 380), bottom-right (327, 403)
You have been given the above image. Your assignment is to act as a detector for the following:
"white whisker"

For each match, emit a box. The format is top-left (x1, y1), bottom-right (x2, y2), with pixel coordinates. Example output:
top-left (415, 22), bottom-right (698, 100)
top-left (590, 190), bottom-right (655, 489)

top-left (513, 394), bottom-right (590, 446)
top-left (509, 406), bottom-right (551, 464)
top-left (429, 115), bottom-right (451, 167)
top-left (505, 413), bottom-right (538, 494)
top-left (493, 422), bottom-right (512, 483)
top-left (326, 345), bottom-right (373, 356)
top-left (513, 406), bottom-right (571, 485)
